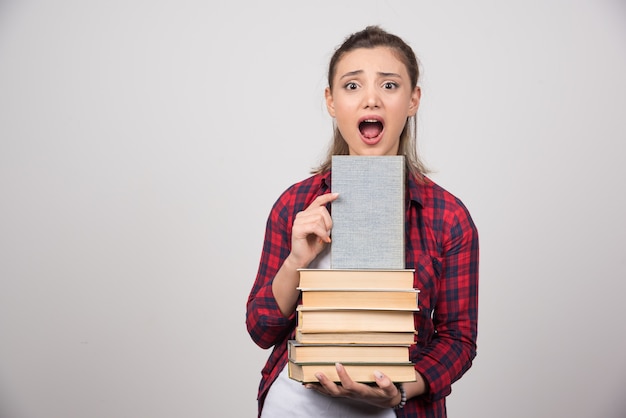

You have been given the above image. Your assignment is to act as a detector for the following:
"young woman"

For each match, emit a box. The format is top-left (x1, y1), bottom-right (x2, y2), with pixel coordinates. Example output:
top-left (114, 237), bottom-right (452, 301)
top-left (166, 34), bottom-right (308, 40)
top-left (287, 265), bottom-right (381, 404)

top-left (246, 26), bottom-right (479, 418)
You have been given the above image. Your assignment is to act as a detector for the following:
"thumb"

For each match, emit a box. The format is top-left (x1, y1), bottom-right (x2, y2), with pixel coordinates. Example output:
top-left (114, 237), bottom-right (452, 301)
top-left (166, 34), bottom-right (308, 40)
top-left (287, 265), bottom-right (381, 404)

top-left (373, 370), bottom-right (396, 393)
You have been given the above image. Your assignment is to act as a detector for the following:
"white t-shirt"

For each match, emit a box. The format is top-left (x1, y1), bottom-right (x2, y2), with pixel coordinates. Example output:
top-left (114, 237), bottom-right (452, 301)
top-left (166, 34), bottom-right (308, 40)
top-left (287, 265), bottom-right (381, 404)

top-left (261, 367), bottom-right (396, 418)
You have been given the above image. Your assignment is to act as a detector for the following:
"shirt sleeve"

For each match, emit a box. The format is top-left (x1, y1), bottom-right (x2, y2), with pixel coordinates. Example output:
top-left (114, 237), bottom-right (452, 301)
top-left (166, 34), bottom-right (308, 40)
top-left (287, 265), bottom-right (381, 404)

top-left (414, 201), bottom-right (479, 402)
top-left (246, 194), bottom-right (297, 349)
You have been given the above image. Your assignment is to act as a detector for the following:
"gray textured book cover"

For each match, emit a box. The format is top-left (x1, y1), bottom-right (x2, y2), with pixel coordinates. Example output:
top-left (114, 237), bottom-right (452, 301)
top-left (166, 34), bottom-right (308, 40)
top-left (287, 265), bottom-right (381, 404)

top-left (331, 155), bottom-right (405, 269)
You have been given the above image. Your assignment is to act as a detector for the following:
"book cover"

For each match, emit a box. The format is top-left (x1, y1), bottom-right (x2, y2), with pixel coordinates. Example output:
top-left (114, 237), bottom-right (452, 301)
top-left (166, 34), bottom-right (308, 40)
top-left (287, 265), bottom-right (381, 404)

top-left (331, 155), bottom-right (405, 269)
top-left (299, 289), bottom-right (419, 310)
top-left (296, 306), bottom-right (416, 333)
top-left (288, 340), bottom-right (410, 363)
top-left (298, 268), bottom-right (415, 289)
top-left (288, 361), bottom-right (417, 383)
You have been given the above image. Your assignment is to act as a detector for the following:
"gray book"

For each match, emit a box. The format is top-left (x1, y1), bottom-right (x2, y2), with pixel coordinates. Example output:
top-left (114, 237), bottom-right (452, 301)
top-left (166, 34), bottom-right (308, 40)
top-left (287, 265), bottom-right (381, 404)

top-left (331, 155), bottom-right (405, 269)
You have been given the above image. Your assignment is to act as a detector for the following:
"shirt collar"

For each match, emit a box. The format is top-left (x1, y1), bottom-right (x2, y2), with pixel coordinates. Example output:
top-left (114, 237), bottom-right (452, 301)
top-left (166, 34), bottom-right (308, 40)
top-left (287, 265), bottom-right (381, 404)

top-left (320, 171), bottom-right (331, 193)
top-left (406, 173), bottom-right (426, 208)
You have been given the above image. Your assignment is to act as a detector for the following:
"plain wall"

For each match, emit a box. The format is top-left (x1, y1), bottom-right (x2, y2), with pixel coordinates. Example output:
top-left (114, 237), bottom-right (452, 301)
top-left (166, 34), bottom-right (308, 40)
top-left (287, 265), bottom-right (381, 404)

top-left (1, 1), bottom-right (625, 417)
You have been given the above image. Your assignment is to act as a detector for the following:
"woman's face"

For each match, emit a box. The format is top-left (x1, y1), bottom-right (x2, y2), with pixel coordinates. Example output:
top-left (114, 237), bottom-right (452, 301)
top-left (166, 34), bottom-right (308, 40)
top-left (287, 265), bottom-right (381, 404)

top-left (325, 46), bottom-right (420, 156)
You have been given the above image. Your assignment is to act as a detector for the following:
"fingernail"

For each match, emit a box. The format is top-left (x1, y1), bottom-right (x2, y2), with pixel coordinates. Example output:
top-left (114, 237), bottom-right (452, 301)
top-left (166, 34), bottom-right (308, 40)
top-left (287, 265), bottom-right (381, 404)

top-left (315, 373), bottom-right (323, 381)
top-left (374, 370), bottom-right (384, 379)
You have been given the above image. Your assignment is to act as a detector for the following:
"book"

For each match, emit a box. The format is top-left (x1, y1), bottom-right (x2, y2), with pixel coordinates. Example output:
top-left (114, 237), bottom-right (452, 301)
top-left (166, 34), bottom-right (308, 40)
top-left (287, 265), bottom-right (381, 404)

top-left (298, 268), bottom-right (415, 289)
top-left (296, 306), bottom-right (416, 333)
top-left (299, 289), bottom-right (419, 310)
top-left (288, 361), bottom-right (416, 383)
top-left (288, 340), bottom-right (410, 363)
top-left (331, 155), bottom-right (406, 269)
top-left (295, 329), bottom-right (416, 345)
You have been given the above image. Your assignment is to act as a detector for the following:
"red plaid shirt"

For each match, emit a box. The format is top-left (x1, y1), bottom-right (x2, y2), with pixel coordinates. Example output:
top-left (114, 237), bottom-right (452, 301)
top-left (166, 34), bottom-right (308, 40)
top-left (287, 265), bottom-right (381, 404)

top-left (246, 170), bottom-right (479, 418)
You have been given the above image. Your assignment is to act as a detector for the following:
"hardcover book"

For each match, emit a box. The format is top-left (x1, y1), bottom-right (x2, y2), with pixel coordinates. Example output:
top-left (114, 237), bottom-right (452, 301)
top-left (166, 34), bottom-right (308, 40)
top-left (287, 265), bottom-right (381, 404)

top-left (297, 268), bottom-right (415, 289)
top-left (299, 289), bottom-right (419, 310)
top-left (296, 306), bottom-right (416, 333)
top-left (288, 361), bottom-right (416, 383)
top-left (331, 155), bottom-right (405, 269)
top-left (294, 329), bottom-right (416, 345)
top-left (288, 340), bottom-right (410, 363)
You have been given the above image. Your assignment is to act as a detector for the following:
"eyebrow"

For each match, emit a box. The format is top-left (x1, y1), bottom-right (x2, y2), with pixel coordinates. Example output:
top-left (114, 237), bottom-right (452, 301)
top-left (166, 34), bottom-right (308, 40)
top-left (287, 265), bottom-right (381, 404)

top-left (339, 70), bottom-right (402, 80)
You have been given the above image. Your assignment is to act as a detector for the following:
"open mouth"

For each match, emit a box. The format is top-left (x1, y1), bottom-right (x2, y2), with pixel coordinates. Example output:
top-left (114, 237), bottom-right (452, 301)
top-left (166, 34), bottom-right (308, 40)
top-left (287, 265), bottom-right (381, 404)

top-left (359, 119), bottom-right (384, 142)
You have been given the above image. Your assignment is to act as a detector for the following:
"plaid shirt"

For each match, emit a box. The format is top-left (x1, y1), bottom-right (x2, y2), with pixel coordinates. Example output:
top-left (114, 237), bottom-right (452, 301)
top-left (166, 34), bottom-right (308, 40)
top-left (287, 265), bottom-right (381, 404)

top-left (246, 170), bottom-right (479, 418)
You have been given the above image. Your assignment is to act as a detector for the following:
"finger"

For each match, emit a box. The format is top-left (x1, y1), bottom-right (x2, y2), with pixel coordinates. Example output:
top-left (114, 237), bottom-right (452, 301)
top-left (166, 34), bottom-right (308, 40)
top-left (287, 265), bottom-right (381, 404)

top-left (335, 363), bottom-right (357, 391)
top-left (315, 371), bottom-right (343, 396)
top-left (295, 207), bottom-right (334, 243)
top-left (315, 211), bottom-right (333, 243)
top-left (309, 192), bottom-right (339, 208)
top-left (373, 370), bottom-right (397, 396)
top-left (304, 382), bottom-right (327, 395)
top-left (294, 214), bottom-right (332, 244)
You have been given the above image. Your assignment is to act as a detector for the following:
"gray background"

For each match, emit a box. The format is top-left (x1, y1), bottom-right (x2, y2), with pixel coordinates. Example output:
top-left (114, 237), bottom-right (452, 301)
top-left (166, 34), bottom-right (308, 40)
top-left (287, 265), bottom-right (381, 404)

top-left (1, 1), bottom-right (625, 417)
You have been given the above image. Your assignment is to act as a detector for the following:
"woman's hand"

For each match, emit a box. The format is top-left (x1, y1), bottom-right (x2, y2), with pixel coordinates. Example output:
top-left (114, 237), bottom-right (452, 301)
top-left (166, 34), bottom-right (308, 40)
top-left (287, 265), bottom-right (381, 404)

top-left (305, 363), bottom-right (402, 409)
top-left (287, 192), bottom-right (338, 269)
top-left (272, 192), bottom-right (338, 317)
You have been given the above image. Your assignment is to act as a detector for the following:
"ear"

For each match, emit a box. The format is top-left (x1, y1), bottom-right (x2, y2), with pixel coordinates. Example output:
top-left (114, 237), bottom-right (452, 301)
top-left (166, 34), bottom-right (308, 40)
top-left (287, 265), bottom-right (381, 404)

top-left (408, 86), bottom-right (421, 117)
top-left (325, 87), bottom-right (336, 118)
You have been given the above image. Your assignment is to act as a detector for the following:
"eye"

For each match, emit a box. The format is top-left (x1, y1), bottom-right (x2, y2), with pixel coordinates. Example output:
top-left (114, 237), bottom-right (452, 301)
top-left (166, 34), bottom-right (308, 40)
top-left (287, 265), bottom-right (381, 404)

top-left (344, 82), bottom-right (358, 90)
top-left (383, 82), bottom-right (398, 90)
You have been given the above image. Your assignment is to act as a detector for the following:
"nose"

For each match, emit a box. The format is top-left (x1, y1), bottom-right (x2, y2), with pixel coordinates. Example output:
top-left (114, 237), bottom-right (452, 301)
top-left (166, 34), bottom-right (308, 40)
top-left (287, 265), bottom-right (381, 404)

top-left (363, 86), bottom-right (381, 109)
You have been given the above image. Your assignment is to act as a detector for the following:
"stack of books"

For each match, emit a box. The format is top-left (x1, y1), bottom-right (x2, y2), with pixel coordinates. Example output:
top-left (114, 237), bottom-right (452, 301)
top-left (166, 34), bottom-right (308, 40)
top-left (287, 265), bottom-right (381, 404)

top-left (288, 268), bottom-right (419, 383)
top-left (287, 155), bottom-right (419, 384)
